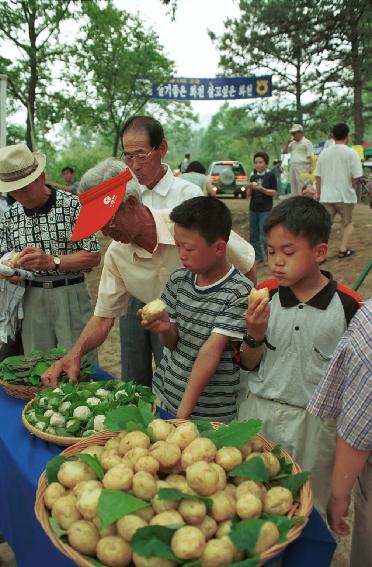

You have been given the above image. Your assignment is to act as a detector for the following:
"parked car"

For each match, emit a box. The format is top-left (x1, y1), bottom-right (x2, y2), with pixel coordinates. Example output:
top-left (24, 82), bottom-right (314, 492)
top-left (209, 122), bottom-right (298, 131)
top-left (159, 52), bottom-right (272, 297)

top-left (207, 161), bottom-right (248, 198)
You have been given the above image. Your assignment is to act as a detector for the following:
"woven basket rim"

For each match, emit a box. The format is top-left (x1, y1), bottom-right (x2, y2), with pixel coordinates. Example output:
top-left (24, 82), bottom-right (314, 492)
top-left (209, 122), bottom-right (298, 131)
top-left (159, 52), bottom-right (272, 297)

top-left (35, 420), bottom-right (313, 567)
top-left (0, 377), bottom-right (42, 400)
top-left (22, 400), bottom-right (81, 446)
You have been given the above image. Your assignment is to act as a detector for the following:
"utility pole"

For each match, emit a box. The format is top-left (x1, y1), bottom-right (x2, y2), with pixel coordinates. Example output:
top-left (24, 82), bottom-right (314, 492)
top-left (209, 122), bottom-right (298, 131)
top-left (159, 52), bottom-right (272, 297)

top-left (0, 74), bottom-right (7, 147)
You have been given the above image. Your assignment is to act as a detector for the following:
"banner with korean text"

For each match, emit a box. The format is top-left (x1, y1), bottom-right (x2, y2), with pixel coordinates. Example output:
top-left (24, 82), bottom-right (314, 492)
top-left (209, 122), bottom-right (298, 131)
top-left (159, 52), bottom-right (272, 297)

top-left (136, 76), bottom-right (272, 101)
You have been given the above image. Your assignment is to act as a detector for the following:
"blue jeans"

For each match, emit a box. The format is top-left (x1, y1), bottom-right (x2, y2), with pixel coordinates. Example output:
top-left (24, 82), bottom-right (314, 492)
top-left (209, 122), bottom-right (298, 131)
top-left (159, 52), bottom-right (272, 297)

top-left (119, 296), bottom-right (164, 388)
top-left (249, 210), bottom-right (270, 262)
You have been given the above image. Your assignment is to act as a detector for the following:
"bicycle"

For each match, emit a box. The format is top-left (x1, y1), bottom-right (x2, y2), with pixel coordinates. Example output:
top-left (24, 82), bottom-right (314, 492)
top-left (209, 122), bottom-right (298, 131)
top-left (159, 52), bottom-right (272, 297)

top-left (355, 176), bottom-right (372, 208)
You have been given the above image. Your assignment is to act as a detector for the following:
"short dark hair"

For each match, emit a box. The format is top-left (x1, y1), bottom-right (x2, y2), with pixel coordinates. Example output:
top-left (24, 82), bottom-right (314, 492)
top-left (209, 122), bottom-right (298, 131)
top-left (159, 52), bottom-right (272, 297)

top-left (186, 160), bottom-right (206, 174)
top-left (170, 196), bottom-right (232, 244)
top-left (254, 152), bottom-right (269, 165)
top-left (332, 123), bottom-right (349, 141)
top-left (264, 196), bottom-right (331, 245)
top-left (62, 166), bottom-right (74, 174)
top-left (120, 116), bottom-right (164, 148)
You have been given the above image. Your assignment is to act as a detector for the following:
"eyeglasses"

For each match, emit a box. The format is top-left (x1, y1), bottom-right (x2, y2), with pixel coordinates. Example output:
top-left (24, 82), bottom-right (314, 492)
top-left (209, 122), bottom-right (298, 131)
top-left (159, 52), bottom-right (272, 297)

top-left (121, 147), bottom-right (155, 165)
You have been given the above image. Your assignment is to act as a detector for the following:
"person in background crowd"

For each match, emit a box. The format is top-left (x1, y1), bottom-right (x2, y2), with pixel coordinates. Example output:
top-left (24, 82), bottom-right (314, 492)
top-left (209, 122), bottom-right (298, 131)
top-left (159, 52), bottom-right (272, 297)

top-left (181, 160), bottom-right (216, 196)
top-left (49, 166), bottom-right (80, 195)
top-left (247, 152), bottom-right (277, 266)
top-left (118, 116), bottom-right (202, 386)
top-left (180, 152), bottom-right (191, 173)
top-left (308, 299), bottom-right (371, 567)
top-left (238, 197), bottom-right (361, 518)
top-left (270, 159), bottom-right (282, 192)
top-left (315, 123), bottom-right (363, 259)
top-left (143, 197), bottom-right (253, 422)
top-left (0, 144), bottom-right (100, 353)
top-left (40, 165), bottom-right (256, 389)
top-left (323, 131), bottom-right (334, 150)
top-left (283, 124), bottom-right (313, 196)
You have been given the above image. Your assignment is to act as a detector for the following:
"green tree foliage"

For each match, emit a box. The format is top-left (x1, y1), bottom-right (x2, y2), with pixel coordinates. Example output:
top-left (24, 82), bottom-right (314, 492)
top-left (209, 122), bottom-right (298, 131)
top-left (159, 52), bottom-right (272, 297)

top-left (210, 0), bottom-right (371, 141)
top-left (68, 1), bottom-right (175, 156)
top-left (0, 0), bottom-right (75, 149)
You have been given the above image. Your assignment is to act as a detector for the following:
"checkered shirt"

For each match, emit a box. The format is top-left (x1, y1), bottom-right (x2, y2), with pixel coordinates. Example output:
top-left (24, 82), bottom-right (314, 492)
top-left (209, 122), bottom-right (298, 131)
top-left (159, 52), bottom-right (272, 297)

top-left (0, 188), bottom-right (99, 276)
top-left (307, 299), bottom-right (372, 451)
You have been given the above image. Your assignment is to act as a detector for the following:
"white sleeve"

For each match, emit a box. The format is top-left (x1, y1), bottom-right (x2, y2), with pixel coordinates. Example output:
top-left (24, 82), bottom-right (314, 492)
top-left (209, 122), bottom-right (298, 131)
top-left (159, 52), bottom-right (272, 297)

top-left (94, 248), bottom-right (129, 318)
top-left (227, 230), bottom-right (255, 273)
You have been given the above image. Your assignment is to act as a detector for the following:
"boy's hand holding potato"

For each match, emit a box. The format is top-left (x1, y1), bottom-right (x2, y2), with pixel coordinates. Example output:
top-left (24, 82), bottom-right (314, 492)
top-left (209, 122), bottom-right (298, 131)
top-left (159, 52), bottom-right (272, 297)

top-left (138, 298), bottom-right (170, 333)
top-left (246, 287), bottom-right (270, 340)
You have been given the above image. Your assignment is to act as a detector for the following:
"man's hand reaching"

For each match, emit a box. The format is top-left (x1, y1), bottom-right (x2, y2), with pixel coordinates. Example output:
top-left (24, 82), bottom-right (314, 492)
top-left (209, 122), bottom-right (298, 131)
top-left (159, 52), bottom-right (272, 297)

top-left (41, 350), bottom-right (82, 387)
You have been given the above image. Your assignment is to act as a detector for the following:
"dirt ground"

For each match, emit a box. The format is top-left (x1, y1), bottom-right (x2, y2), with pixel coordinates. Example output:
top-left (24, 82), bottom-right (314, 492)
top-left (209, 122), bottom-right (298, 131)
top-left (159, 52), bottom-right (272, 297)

top-left (85, 199), bottom-right (372, 567)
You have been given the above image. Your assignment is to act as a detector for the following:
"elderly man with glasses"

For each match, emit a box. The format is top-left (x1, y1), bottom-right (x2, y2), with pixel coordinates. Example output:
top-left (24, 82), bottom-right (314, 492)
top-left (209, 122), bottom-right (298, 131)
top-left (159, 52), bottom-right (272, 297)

top-left (116, 115), bottom-right (203, 386)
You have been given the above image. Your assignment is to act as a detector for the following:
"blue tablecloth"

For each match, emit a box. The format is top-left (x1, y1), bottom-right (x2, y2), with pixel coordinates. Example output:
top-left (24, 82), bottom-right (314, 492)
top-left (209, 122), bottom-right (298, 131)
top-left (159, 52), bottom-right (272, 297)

top-left (0, 369), bottom-right (336, 567)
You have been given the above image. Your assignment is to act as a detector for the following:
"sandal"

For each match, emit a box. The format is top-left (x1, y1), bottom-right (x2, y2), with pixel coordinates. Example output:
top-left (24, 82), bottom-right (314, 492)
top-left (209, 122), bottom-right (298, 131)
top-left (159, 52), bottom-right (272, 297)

top-left (338, 249), bottom-right (354, 258)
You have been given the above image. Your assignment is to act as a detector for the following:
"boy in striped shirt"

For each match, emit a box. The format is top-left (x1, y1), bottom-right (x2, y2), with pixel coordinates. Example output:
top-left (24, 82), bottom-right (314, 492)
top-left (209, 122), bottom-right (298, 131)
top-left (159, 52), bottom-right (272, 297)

top-left (141, 196), bottom-right (253, 422)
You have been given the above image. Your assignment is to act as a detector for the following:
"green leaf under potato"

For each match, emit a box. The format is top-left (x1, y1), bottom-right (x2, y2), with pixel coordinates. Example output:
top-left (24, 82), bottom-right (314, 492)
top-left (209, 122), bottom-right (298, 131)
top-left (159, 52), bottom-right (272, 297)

top-left (49, 516), bottom-right (67, 539)
top-left (276, 472), bottom-right (310, 499)
top-left (104, 403), bottom-right (155, 432)
top-left (192, 419), bottom-right (214, 434)
top-left (202, 419), bottom-right (262, 449)
top-left (98, 490), bottom-right (149, 531)
top-left (158, 487), bottom-right (213, 511)
top-left (84, 557), bottom-right (106, 567)
top-left (228, 456), bottom-right (269, 482)
top-left (229, 518), bottom-right (266, 555)
top-left (130, 525), bottom-right (179, 561)
top-left (46, 455), bottom-right (70, 484)
top-left (74, 453), bottom-right (104, 480)
top-left (262, 513), bottom-right (305, 544)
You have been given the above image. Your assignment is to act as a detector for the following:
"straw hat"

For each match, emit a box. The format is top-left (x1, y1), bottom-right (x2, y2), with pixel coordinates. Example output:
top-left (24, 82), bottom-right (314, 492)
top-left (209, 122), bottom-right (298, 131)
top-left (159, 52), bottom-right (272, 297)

top-left (0, 143), bottom-right (46, 193)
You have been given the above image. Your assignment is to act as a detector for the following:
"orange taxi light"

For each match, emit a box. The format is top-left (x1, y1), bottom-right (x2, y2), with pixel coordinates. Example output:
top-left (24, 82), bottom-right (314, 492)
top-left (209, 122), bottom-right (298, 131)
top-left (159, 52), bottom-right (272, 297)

top-left (236, 176), bottom-right (247, 180)
top-left (210, 175), bottom-right (220, 181)
top-left (222, 161), bottom-right (234, 165)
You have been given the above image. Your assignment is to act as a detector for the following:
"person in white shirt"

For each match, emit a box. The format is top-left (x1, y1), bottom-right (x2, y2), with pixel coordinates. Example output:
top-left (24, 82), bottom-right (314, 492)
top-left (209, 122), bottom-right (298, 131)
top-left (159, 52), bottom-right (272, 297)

top-left (283, 124), bottom-right (313, 196)
top-left (315, 123), bottom-right (363, 258)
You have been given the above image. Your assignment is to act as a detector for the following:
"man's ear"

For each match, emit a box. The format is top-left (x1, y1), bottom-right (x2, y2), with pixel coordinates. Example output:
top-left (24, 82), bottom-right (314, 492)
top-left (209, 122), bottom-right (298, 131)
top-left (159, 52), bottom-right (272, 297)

top-left (215, 240), bottom-right (227, 256)
top-left (315, 242), bottom-right (328, 262)
top-left (159, 138), bottom-right (168, 159)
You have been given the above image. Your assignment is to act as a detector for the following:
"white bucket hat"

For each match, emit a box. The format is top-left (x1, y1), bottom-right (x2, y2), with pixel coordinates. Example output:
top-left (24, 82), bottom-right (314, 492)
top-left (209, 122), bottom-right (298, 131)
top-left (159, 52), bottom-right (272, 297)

top-left (290, 124), bottom-right (304, 133)
top-left (0, 143), bottom-right (46, 193)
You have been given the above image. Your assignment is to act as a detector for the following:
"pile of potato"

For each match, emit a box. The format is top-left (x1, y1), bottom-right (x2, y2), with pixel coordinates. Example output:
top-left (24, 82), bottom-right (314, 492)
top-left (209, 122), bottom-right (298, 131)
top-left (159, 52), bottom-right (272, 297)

top-left (44, 419), bottom-right (296, 567)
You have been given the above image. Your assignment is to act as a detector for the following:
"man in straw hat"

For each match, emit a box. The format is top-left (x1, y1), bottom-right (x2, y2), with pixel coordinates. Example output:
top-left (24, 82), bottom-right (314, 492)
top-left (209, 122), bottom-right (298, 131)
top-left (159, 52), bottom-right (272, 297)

top-left (283, 124), bottom-right (314, 196)
top-left (0, 143), bottom-right (101, 354)
top-left (40, 159), bottom-right (256, 388)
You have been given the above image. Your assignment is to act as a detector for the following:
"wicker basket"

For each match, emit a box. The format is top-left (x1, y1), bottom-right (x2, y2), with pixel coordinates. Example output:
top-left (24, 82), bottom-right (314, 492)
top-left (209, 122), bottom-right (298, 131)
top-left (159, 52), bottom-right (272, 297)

top-left (35, 420), bottom-right (313, 567)
top-left (0, 378), bottom-right (42, 400)
top-left (22, 400), bottom-right (81, 446)
top-left (23, 400), bottom-right (157, 446)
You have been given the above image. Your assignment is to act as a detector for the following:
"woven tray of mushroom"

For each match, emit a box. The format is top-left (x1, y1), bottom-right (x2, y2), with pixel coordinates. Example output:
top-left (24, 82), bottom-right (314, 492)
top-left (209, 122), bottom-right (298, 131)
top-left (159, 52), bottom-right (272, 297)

top-left (35, 404), bottom-right (312, 567)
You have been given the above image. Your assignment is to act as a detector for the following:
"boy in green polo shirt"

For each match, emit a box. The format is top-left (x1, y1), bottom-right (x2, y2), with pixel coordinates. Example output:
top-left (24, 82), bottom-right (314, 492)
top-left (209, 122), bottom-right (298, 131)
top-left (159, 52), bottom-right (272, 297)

top-left (239, 196), bottom-right (361, 518)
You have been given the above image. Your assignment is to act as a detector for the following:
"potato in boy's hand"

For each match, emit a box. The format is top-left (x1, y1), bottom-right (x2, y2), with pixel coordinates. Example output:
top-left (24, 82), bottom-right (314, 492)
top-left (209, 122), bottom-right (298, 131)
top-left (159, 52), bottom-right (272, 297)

top-left (248, 287), bottom-right (269, 305)
top-left (141, 298), bottom-right (167, 322)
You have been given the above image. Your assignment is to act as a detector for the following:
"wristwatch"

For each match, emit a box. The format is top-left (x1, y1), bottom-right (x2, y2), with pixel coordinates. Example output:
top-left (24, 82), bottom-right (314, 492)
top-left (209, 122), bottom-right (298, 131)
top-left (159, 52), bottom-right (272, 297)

top-left (53, 256), bottom-right (61, 269)
top-left (243, 335), bottom-right (265, 348)
top-left (243, 335), bottom-right (276, 351)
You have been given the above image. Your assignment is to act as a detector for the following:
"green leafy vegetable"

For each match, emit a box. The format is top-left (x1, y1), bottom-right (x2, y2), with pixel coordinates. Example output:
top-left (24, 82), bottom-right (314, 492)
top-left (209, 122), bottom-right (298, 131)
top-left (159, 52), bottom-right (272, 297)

top-left (74, 453), bottom-right (104, 480)
top-left (49, 516), bottom-right (67, 539)
top-left (192, 419), bottom-right (214, 434)
top-left (130, 525), bottom-right (179, 561)
top-left (228, 456), bottom-right (269, 481)
top-left (46, 456), bottom-right (70, 484)
top-left (104, 403), bottom-right (156, 432)
top-left (98, 490), bottom-right (149, 531)
top-left (229, 518), bottom-right (266, 555)
top-left (276, 472), bottom-right (310, 499)
top-left (262, 513), bottom-right (305, 544)
top-left (158, 487), bottom-right (213, 511)
top-left (202, 419), bottom-right (262, 449)
top-left (271, 445), bottom-right (293, 477)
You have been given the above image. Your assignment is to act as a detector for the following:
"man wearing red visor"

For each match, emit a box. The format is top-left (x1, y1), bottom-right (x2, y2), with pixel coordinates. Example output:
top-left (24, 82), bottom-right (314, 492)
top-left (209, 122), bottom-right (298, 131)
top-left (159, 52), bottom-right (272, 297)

top-left (41, 159), bottom-right (256, 388)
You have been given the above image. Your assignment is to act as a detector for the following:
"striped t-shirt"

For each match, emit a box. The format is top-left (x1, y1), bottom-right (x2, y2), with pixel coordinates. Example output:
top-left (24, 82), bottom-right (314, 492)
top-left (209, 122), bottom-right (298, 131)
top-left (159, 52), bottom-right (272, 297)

top-left (153, 266), bottom-right (252, 422)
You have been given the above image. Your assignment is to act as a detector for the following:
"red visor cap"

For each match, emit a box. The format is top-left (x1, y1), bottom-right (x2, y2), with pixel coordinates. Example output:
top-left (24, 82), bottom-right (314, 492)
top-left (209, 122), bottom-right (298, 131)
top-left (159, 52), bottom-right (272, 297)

top-left (71, 169), bottom-right (133, 241)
